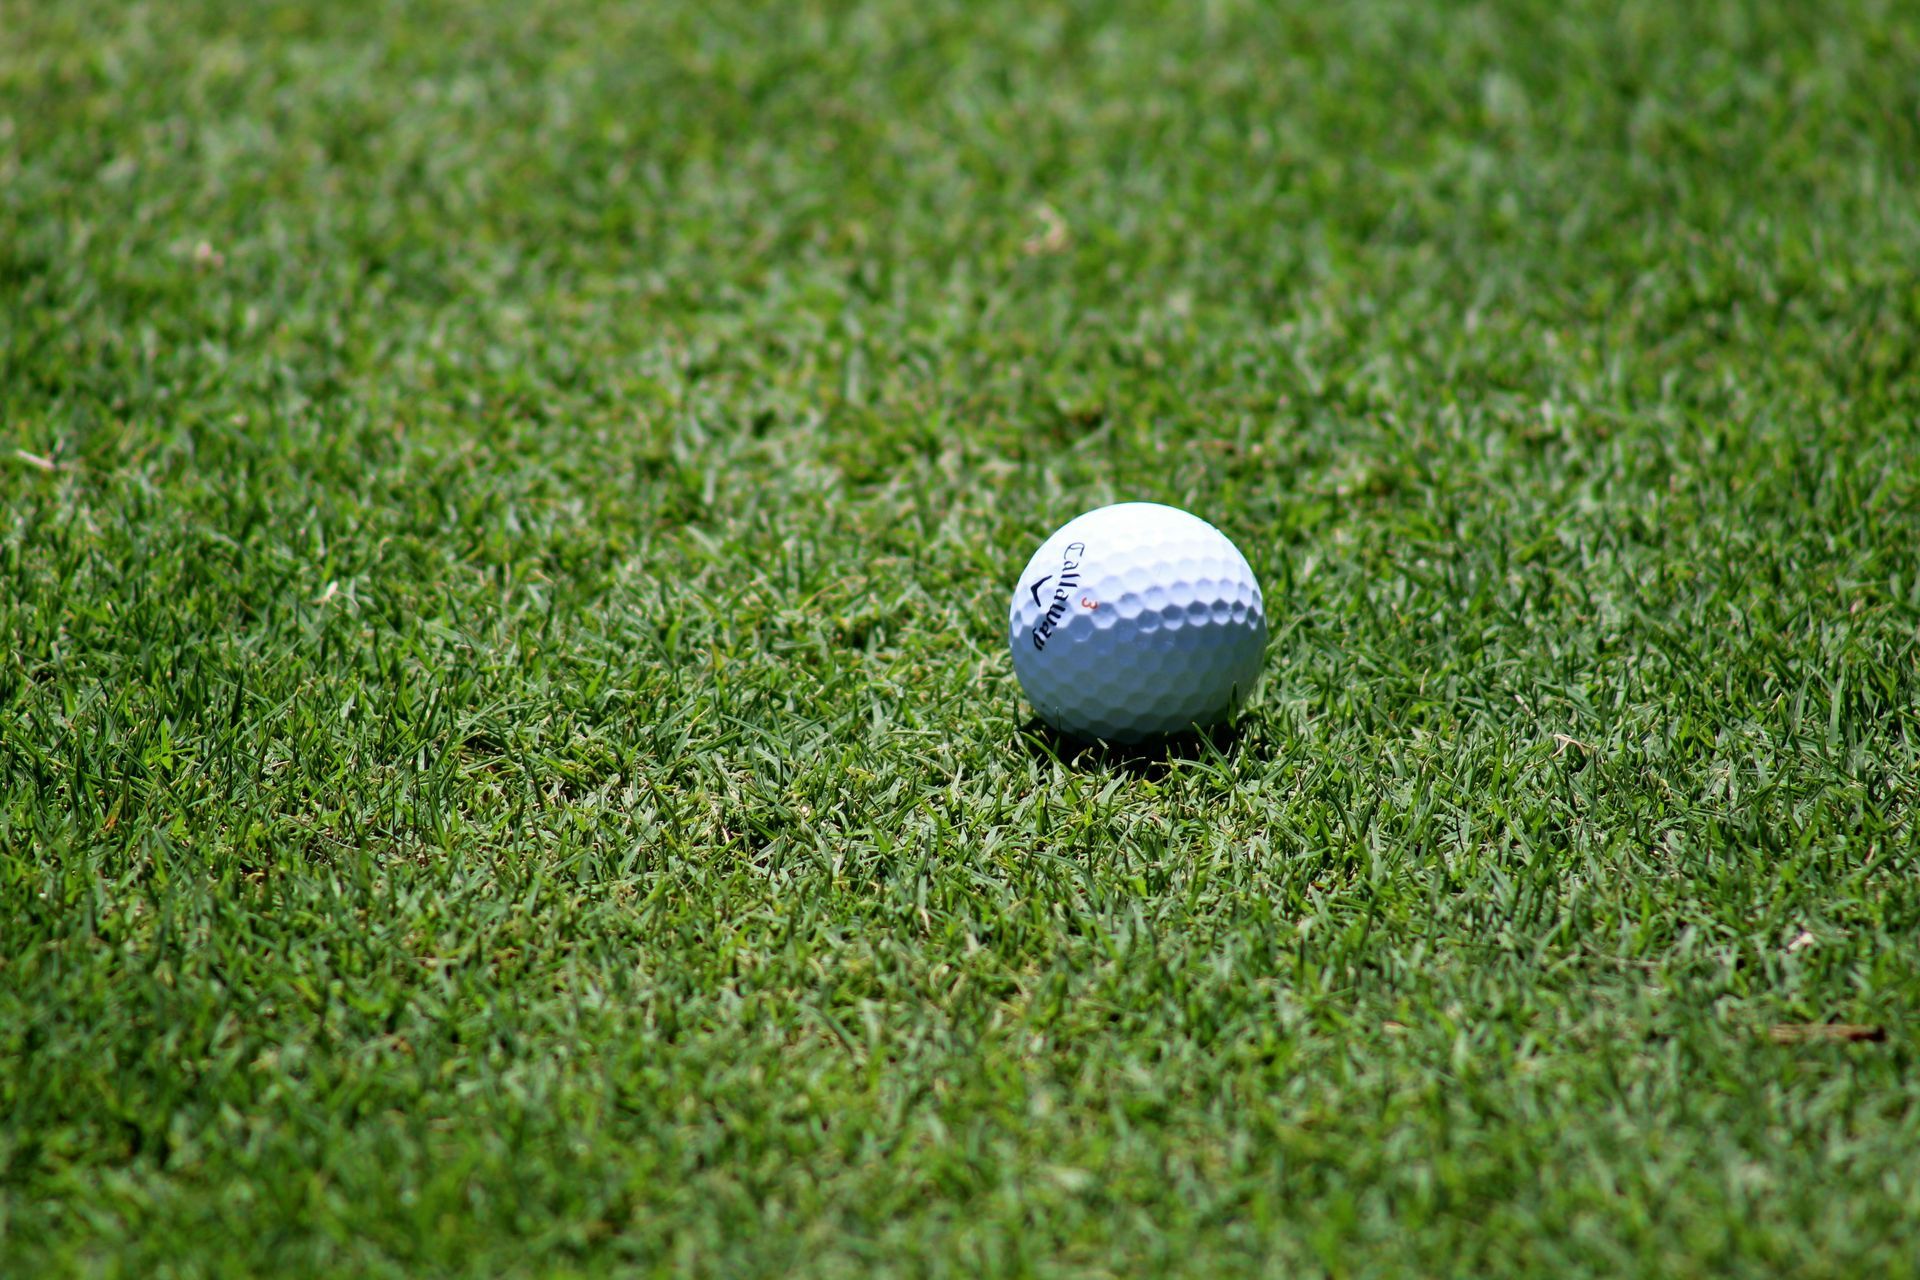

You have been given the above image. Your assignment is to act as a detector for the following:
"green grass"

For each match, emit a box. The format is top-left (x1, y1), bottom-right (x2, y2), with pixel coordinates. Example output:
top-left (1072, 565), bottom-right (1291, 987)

top-left (5, 0), bottom-right (1920, 1273)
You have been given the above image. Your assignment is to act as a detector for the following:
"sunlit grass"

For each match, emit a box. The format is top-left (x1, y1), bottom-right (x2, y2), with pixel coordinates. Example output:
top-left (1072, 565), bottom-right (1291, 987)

top-left (4, 0), bottom-right (1920, 1274)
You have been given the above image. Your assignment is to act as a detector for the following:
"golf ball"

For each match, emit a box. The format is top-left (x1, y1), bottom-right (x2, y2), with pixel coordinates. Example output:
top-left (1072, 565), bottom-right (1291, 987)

top-left (1008, 502), bottom-right (1266, 743)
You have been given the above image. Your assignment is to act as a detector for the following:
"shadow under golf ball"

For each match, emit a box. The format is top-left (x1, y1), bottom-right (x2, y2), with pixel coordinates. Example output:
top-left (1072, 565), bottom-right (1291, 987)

top-left (1014, 715), bottom-right (1248, 776)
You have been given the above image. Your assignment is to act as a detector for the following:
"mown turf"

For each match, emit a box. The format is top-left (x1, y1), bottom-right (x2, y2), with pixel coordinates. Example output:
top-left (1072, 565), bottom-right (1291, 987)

top-left (5, 0), bottom-right (1920, 1275)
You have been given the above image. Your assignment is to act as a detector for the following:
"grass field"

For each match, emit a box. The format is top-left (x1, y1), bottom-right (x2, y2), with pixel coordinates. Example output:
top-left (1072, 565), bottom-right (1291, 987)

top-left (6, 0), bottom-right (1920, 1274)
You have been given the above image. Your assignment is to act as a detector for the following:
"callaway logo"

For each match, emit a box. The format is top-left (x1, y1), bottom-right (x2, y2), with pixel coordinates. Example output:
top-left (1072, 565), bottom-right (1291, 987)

top-left (1026, 541), bottom-right (1087, 650)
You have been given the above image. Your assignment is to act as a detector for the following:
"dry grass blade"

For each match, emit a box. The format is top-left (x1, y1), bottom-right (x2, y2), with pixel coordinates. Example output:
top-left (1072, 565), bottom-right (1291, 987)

top-left (12, 449), bottom-right (64, 472)
top-left (1767, 1024), bottom-right (1887, 1044)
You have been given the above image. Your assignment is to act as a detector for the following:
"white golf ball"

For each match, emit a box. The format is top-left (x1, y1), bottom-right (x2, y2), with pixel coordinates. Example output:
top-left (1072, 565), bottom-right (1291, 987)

top-left (1008, 502), bottom-right (1267, 743)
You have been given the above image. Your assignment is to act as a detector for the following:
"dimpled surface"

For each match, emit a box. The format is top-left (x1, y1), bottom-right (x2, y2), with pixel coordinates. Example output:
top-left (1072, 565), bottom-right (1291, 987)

top-left (1008, 503), bottom-right (1266, 743)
